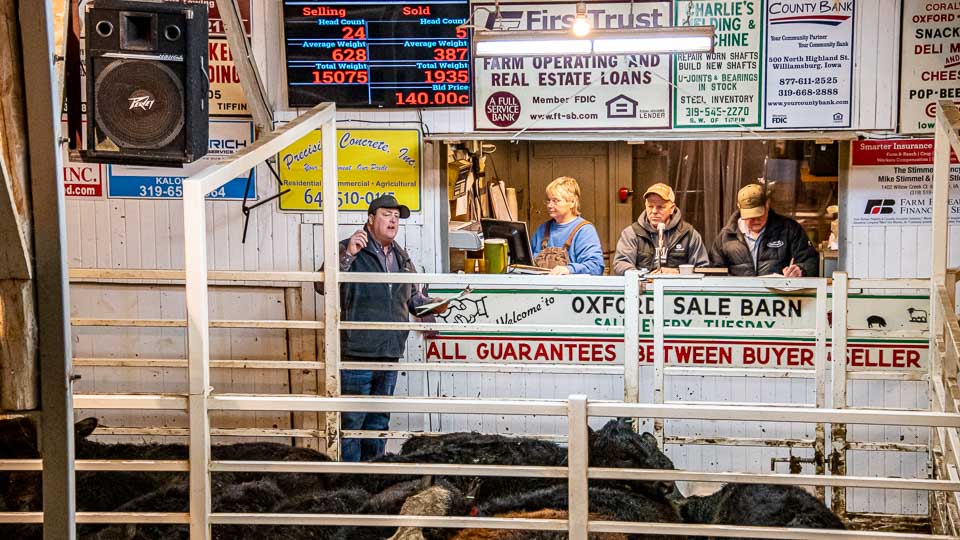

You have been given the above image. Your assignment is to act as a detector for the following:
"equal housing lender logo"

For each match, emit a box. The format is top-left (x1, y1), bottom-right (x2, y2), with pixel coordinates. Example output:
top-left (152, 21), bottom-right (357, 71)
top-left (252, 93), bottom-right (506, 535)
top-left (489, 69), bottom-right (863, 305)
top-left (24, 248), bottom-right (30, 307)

top-left (768, 0), bottom-right (853, 26)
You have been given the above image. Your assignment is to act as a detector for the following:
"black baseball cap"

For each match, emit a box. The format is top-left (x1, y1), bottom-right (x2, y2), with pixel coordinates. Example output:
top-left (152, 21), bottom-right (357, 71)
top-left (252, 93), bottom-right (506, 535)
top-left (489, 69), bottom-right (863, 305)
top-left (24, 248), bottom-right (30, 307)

top-left (368, 194), bottom-right (410, 218)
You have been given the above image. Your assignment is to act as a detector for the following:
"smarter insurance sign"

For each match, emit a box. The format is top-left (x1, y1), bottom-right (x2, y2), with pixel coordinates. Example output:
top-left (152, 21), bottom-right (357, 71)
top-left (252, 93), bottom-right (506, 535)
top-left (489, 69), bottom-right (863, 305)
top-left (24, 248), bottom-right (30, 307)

top-left (672, 0), bottom-right (764, 129)
top-left (473, 0), bottom-right (672, 131)
top-left (277, 129), bottom-right (421, 212)
top-left (849, 139), bottom-right (960, 226)
top-left (900, 0), bottom-right (960, 133)
top-left (763, 0), bottom-right (854, 129)
top-left (425, 288), bottom-right (928, 371)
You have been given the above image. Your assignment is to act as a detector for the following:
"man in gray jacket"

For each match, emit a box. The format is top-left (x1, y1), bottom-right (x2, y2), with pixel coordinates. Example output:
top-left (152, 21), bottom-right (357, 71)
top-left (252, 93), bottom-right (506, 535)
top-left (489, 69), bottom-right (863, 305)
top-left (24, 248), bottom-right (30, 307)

top-left (613, 183), bottom-right (709, 275)
top-left (317, 195), bottom-right (444, 461)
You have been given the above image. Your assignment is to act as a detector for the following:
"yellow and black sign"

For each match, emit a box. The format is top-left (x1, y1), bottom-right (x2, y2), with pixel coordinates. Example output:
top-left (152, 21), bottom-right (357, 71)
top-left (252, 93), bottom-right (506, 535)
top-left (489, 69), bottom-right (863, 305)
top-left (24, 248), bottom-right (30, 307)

top-left (277, 128), bottom-right (421, 212)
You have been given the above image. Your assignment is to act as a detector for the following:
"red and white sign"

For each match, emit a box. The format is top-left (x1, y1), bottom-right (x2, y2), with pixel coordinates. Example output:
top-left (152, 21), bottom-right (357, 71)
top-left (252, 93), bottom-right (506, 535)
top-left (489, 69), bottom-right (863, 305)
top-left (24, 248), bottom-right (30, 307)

top-left (426, 288), bottom-right (930, 370)
top-left (899, 0), bottom-right (960, 133)
top-left (61, 121), bottom-right (103, 198)
top-left (850, 139), bottom-right (960, 225)
top-left (427, 335), bottom-right (925, 371)
top-left (851, 139), bottom-right (959, 165)
top-left (208, 38), bottom-right (248, 115)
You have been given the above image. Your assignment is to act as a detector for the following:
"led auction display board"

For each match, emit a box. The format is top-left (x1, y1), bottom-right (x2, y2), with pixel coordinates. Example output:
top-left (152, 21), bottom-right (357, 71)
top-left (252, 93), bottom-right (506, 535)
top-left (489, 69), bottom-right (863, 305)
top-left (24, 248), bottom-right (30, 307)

top-left (283, 0), bottom-right (472, 108)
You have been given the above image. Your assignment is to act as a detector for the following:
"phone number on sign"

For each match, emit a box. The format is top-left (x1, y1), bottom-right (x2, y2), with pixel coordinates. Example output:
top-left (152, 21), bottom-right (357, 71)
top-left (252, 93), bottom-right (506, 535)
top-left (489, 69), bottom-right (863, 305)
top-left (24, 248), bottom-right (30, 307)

top-left (139, 185), bottom-right (230, 198)
top-left (302, 188), bottom-right (396, 208)
top-left (778, 77), bottom-right (838, 86)
top-left (778, 88), bottom-right (839, 97)
top-left (684, 106), bottom-right (751, 118)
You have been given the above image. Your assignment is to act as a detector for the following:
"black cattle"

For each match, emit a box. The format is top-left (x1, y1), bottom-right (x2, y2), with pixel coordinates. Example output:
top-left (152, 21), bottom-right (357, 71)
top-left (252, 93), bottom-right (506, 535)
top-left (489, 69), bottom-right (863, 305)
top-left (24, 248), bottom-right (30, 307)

top-left (475, 485), bottom-right (684, 540)
top-left (677, 483), bottom-right (846, 539)
top-left (585, 418), bottom-right (678, 501)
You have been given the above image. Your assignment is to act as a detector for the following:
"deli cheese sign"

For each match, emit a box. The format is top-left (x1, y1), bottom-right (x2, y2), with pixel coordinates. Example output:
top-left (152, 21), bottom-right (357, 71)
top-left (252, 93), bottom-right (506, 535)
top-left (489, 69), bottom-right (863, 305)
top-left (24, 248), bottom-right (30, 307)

top-left (425, 288), bottom-right (928, 370)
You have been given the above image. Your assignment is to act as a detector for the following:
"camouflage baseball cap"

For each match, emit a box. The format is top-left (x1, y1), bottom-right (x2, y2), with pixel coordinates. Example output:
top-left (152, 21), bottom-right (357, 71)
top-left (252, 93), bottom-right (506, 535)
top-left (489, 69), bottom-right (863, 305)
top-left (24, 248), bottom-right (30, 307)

top-left (643, 183), bottom-right (675, 203)
top-left (737, 184), bottom-right (767, 219)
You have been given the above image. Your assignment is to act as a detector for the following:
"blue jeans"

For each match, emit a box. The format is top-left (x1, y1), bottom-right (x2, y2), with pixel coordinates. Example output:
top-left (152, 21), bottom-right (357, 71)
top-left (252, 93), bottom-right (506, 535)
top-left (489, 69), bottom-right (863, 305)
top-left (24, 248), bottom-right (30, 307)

top-left (340, 362), bottom-right (399, 462)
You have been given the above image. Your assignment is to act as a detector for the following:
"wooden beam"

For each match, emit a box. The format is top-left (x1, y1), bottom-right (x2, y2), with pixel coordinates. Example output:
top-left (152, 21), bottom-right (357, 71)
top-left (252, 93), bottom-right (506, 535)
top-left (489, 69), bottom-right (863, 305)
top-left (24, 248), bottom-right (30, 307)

top-left (0, 279), bottom-right (37, 410)
top-left (0, 0), bottom-right (33, 281)
top-left (51, 0), bottom-right (68, 101)
top-left (214, 0), bottom-right (272, 133)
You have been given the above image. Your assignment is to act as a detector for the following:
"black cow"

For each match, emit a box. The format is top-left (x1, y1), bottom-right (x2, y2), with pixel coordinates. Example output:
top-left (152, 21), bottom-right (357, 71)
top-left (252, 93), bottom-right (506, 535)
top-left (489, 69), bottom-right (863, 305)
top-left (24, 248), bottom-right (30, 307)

top-left (677, 483), bottom-right (845, 539)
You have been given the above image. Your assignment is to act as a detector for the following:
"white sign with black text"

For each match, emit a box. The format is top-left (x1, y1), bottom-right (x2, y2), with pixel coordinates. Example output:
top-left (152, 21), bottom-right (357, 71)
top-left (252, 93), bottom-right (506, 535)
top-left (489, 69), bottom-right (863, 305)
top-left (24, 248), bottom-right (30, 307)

top-left (899, 0), bottom-right (960, 134)
top-left (849, 139), bottom-right (960, 226)
top-left (473, 0), bottom-right (672, 131)
top-left (763, 0), bottom-right (854, 129)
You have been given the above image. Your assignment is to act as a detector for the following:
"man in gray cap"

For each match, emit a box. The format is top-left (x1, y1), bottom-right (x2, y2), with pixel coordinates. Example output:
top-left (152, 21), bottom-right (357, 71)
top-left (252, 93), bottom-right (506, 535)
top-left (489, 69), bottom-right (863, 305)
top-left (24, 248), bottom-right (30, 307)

top-left (709, 184), bottom-right (819, 277)
top-left (317, 194), bottom-right (445, 461)
top-left (613, 183), bottom-right (709, 275)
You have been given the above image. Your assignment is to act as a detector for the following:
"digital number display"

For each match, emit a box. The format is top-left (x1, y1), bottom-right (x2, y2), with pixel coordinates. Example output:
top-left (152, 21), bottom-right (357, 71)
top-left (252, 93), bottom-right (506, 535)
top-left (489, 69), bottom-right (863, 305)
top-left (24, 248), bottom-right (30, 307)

top-left (283, 1), bottom-right (472, 108)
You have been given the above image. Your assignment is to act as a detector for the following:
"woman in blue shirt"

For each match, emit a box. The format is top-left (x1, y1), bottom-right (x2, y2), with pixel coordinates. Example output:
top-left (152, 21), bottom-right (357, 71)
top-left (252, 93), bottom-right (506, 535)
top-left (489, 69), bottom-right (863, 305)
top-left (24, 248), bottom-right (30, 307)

top-left (531, 176), bottom-right (605, 276)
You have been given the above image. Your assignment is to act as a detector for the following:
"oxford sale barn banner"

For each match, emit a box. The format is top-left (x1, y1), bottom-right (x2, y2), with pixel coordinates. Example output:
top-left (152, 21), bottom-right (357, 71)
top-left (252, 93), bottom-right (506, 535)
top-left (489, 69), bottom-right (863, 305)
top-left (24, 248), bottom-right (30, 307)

top-left (672, 0), bottom-right (764, 129)
top-left (763, 0), bottom-right (854, 129)
top-left (900, 0), bottom-right (960, 134)
top-left (108, 119), bottom-right (256, 200)
top-left (277, 129), bottom-right (421, 212)
top-left (473, 0), bottom-right (672, 131)
top-left (849, 139), bottom-right (960, 226)
top-left (425, 287), bottom-right (928, 371)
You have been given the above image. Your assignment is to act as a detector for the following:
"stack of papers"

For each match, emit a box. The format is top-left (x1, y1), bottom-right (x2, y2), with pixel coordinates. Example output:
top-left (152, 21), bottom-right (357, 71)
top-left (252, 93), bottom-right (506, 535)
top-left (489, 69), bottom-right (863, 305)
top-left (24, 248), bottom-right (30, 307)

top-left (415, 286), bottom-right (474, 316)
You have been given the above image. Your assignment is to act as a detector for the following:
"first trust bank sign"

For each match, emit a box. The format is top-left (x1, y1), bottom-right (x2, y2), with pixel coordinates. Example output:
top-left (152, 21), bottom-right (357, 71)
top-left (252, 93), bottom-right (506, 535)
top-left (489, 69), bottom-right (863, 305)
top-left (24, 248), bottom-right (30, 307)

top-left (473, 0), bottom-right (672, 131)
top-left (850, 139), bottom-right (960, 226)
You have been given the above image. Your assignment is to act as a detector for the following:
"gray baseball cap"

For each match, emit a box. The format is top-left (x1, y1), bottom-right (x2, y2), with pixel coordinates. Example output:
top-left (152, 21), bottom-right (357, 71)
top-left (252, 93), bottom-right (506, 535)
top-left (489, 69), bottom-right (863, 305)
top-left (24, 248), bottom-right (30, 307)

top-left (368, 194), bottom-right (410, 218)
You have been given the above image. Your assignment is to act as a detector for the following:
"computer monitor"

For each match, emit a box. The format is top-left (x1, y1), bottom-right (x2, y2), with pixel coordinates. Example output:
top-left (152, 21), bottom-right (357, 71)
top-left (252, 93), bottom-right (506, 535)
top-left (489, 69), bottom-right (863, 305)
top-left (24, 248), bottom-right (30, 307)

top-left (480, 219), bottom-right (534, 266)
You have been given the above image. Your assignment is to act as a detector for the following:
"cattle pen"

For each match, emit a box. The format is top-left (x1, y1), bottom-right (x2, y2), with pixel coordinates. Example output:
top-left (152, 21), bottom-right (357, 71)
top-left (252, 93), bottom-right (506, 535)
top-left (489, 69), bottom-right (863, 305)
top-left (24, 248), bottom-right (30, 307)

top-left (8, 100), bottom-right (960, 540)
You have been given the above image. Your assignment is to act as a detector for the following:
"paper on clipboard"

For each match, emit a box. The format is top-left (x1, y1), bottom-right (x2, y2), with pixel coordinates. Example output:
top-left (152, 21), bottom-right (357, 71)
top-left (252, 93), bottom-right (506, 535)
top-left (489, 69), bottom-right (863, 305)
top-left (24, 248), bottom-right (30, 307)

top-left (415, 286), bottom-right (474, 316)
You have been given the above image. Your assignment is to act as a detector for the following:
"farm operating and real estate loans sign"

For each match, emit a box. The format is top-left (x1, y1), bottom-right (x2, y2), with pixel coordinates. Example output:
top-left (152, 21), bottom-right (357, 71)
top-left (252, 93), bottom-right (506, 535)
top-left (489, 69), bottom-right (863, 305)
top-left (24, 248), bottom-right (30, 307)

top-left (425, 287), bottom-right (928, 371)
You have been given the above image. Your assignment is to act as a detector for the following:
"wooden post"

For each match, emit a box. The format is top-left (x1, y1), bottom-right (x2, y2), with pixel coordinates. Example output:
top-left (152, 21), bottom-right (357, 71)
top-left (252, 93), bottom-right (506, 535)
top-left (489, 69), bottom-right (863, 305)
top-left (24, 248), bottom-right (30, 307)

top-left (213, 0), bottom-right (272, 134)
top-left (183, 179), bottom-right (213, 540)
top-left (321, 114), bottom-right (341, 458)
top-left (0, 0), bottom-right (39, 412)
top-left (830, 272), bottom-right (849, 518)
top-left (18, 0), bottom-right (76, 538)
top-left (813, 280), bottom-right (828, 501)
top-left (0, 279), bottom-right (38, 410)
top-left (566, 394), bottom-right (589, 540)
top-left (285, 286), bottom-right (321, 450)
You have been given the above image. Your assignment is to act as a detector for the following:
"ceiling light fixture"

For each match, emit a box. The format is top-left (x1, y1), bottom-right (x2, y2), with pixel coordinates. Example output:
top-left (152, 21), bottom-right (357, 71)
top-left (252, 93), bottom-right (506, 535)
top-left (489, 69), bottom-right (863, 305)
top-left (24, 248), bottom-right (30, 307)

top-left (571, 2), bottom-right (590, 37)
top-left (474, 25), bottom-right (715, 57)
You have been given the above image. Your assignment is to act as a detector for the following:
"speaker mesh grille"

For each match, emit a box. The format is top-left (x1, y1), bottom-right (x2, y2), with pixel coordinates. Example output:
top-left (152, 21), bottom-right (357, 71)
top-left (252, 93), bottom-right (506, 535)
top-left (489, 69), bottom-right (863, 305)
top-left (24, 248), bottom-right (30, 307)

top-left (94, 59), bottom-right (185, 149)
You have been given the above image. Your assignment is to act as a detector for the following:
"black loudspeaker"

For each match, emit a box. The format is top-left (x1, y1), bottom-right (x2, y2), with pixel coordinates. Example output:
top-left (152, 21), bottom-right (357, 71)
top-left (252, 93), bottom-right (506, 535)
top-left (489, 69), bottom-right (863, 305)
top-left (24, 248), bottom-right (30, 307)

top-left (809, 142), bottom-right (839, 177)
top-left (84, 0), bottom-right (209, 166)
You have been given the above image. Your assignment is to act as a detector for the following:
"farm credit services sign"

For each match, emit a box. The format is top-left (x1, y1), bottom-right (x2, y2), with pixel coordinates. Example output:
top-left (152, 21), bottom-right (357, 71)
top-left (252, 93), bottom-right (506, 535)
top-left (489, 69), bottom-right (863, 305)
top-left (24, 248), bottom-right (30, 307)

top-left (425, 288), bottom-right (928, 371)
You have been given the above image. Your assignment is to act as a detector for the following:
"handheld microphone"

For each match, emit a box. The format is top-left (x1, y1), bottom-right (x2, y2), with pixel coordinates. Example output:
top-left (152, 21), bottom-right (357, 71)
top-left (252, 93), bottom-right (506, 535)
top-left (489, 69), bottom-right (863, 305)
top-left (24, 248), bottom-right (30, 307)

top-left (656, 222), bottom-right (666, 266)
